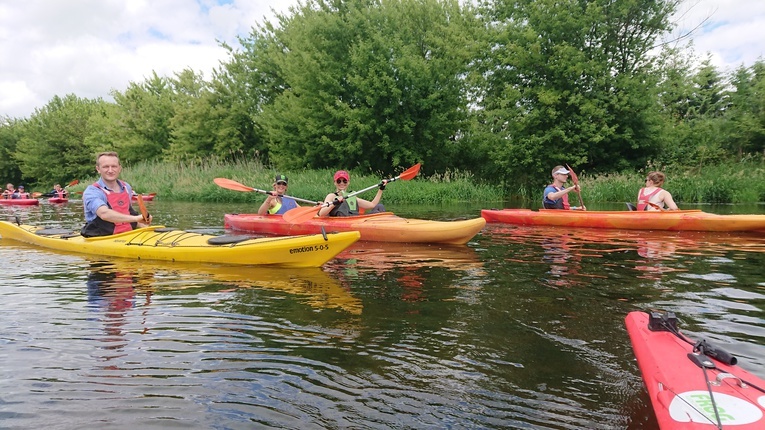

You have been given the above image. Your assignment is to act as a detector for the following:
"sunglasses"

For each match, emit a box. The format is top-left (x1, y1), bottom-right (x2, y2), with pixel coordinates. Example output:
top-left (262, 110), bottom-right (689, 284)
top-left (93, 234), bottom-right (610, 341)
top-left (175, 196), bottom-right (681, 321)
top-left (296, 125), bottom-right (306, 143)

top-left (336, 179), bottom-right (348, 184)
top-left (276, 181), bottom-right (287, 186)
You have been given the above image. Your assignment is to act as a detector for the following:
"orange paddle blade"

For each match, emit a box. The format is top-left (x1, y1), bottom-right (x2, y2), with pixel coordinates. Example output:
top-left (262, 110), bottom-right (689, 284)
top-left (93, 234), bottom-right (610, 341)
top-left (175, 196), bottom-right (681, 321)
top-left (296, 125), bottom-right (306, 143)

top-left (32, 192), bottom-right (43, 198)
top-left (565, 164), bottom-right (579, 185)
top-left (66, 179), bottom-right (79, 188)
top-left (399, 163), bottom-right (421, 181)
top-left (136, 195), bottom-right (150, 223)
top-left (282, 206), bottom-right (321, 224)
top-left (214, 178), bottom-right (255, 192)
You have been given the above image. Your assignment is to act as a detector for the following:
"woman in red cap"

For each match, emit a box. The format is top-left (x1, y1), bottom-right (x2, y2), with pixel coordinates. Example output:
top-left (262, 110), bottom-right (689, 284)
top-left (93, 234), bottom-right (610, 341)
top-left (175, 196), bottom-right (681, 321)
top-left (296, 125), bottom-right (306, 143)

top-left (318, 170), bottom-right (385, 217)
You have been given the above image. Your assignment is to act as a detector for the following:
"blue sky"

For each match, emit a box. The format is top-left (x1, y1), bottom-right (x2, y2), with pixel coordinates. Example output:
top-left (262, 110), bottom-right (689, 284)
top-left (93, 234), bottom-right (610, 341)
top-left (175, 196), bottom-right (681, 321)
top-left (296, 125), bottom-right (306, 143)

top-left (1, 0), bottom-right (763, 119)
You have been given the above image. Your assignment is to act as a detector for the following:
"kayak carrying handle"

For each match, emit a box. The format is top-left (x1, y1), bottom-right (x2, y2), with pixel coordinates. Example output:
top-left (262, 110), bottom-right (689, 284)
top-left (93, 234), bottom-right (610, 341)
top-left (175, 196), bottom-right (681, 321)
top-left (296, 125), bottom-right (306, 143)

top-left (711, 372), bottom-right (747, 388)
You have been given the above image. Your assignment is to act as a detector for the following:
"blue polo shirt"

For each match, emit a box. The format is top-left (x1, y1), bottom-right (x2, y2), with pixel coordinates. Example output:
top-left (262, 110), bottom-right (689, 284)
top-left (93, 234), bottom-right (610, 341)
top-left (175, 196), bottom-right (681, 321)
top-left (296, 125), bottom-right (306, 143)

top-left (82, 179), bottom-right (134, 222)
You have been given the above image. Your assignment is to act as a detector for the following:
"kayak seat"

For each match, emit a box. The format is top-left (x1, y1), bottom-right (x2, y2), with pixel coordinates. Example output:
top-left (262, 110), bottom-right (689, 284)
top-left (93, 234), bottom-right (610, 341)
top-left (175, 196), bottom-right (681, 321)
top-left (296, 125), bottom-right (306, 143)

top-left (207, 235), bottom-right (252, 245)
top-left (625, 202), bottom-right (637, 211)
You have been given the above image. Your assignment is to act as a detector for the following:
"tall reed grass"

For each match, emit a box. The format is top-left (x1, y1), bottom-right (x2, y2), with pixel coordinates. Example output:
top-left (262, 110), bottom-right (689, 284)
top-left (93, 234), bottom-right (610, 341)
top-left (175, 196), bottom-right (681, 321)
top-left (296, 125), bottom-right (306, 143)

top-left (70, 159), bottom-right (504, 204)
top-left (582, 159), bottom-right (765, 204)
top-left (67, 158), bottom-right (765, 205)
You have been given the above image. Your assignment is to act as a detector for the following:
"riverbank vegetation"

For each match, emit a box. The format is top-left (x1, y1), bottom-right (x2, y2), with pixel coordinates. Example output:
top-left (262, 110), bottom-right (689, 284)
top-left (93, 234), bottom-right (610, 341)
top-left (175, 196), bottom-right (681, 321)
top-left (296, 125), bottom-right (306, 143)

top-left (69, 158), bottom-right (505, 204)
top-left (3, 0), bottom-right (765, 204)
top-left (63, 157), bottom-right (765, 206)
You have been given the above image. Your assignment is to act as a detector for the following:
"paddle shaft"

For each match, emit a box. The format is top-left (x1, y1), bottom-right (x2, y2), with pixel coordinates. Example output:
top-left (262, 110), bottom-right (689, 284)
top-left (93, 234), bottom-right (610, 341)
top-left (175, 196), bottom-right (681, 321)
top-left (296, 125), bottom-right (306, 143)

top-left (253, 188), bottom-right (320, 205)
top-left (321, 172), bottom-right (408, 209)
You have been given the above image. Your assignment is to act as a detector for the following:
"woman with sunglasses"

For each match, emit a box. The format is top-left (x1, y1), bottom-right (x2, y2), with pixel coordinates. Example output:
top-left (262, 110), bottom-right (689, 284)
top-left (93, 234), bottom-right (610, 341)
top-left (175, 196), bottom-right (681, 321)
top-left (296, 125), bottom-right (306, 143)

top-left (318, 170), bottom-right (385, 217)
top-left (636, 171), bottom-right (678, 211)
top-left (258, 174), bottom-right (299, 215)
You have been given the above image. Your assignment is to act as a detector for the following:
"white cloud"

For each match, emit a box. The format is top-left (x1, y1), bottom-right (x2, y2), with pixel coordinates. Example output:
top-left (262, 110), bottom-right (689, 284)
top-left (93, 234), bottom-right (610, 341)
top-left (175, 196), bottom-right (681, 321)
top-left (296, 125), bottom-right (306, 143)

top-left (0, 0), bottom-right (295, 118)
top-left (668, 0), bottom-right (765, 72)
top-left (1, 0), bottom-right (763, 119)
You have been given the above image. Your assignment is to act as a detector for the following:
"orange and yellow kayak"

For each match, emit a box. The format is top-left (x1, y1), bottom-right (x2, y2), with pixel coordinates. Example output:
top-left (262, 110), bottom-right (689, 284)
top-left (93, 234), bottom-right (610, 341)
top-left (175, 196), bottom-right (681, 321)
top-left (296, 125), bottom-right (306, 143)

top-left (224, 212), bottom-right (486, 244)
top-left (480, 209), bottom-right (765, 232)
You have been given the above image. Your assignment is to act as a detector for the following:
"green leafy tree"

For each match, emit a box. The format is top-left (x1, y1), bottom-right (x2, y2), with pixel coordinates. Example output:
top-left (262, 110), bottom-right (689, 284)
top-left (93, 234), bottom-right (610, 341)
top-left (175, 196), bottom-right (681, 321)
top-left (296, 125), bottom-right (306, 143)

top-left (243, 0), bottom-right (477, 174)
top-left (167, 67), bottom-right (262, 161)
top-left (15, 95), bottom-right (108, 186)
top-left (0, 116), bottom-right (24, 185)
top-left (105, 72), bottom-right (175, 165)
top-left (722, 61), bottom-right (765, 158)
top-left (469, 0), bottom-right (676, 186)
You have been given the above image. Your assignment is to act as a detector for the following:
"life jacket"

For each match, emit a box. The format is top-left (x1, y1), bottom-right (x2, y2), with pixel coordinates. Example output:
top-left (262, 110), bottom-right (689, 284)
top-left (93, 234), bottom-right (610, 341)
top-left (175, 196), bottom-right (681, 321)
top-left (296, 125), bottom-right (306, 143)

top-left (637, 187), bottom-right (663, 211)
top-left (81, 181), bottom-right (138, 237)
top-left (269, 197), bottom-right (298, 215)
top-left (543, 185), bottom-right (570, 210)
top-left (329, 191), bottom-right (359, 217)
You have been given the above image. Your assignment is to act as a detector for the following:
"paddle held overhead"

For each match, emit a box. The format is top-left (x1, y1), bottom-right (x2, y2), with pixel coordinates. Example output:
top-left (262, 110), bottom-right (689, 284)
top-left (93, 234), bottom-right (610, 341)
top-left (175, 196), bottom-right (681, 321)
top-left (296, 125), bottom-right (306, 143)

top-left (283, 163), bottom-right (422, 224)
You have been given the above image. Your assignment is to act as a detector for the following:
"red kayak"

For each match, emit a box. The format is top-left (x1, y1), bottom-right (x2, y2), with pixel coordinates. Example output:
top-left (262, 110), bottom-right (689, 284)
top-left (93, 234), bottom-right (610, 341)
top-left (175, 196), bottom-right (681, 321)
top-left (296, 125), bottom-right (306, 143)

top-left (131, 193), bottom-right (156, 201)
top-left (0, 198), bottom-right (39, 206)
top-left (48, 197), bottom-right (68, 204)
top-left (625, 311), bottom-right (765, 429)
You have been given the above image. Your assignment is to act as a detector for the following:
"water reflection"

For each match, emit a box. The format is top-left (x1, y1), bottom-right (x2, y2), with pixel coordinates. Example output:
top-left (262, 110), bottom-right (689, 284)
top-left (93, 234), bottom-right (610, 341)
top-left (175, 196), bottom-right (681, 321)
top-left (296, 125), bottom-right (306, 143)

top-left (86, 261), bottom-right (150, 368)
top-left (2, 201), bottom-right (764, 429)
top-left (486, 224), bottom-right (765, 286)
top-left (83, 257), bottom-right (363, 315)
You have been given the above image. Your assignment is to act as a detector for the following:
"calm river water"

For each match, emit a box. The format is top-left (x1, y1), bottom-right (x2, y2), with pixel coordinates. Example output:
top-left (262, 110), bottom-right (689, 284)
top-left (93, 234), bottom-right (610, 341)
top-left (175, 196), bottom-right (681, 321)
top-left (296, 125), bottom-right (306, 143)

top-left (1, 199), bottom-right (764, 429)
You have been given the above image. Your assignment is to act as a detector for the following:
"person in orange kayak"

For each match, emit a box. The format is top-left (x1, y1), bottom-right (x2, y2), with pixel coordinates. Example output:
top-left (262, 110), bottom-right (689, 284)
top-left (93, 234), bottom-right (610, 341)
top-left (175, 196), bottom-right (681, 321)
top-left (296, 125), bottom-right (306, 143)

top-left (81, 151), bottom-right (152, 237)
top-left (318, 170), bottom-right (386, 217)
top-left (543, 166), bottom-right (585, 210)
top-left (637, 171), bottom-right (678, 211)
top-left (257, 174), bottom-right (299, 215)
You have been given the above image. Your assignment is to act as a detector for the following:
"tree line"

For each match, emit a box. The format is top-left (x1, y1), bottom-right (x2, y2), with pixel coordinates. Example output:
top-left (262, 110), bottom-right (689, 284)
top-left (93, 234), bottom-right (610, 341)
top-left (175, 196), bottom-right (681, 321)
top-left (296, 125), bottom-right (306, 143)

top-left (1, 0), bottom-right (764, 193)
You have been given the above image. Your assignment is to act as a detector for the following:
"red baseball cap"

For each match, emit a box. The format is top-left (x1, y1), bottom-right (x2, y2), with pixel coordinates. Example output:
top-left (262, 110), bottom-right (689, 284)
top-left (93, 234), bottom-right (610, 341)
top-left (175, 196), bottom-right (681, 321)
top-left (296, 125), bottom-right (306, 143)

top-left (333, 170), bottom-right (350, 181)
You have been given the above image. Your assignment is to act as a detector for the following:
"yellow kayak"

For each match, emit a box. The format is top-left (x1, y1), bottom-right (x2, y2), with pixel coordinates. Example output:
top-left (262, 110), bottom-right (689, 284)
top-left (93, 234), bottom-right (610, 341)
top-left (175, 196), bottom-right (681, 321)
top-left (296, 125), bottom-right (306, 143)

top-left (0, 221), bottom-right (360, 268)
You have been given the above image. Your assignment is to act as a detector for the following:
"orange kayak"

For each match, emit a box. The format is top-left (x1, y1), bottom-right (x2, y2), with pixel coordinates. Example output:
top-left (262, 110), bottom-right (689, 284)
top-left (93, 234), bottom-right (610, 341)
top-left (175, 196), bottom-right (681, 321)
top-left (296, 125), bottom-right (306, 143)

top-left (224, 212), bottom-right (486, 244)
top-left (480, 209), bottom-right (765, 232)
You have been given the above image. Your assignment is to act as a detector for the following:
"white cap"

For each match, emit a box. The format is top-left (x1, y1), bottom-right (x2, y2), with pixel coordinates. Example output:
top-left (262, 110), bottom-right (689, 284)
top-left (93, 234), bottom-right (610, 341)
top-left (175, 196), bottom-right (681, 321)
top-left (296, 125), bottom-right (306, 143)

top-left (553, 168), bottom-right (570, 175)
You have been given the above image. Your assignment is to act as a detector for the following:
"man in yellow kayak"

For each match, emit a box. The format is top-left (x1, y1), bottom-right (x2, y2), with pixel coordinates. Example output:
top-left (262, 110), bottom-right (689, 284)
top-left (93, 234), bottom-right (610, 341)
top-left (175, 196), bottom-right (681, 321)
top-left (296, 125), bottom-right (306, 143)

top-left (543, 166), bottom-right (585, 210)
top-left (81, 151), bottom-right (152, 237)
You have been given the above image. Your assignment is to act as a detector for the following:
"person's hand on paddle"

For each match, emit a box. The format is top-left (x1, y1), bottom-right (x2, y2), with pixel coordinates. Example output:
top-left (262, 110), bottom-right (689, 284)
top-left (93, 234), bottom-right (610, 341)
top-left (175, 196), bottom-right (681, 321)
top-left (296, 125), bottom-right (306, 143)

top-left (138, 213), bottom-right (152, 227)
top-left (378, 180), bottom-right (388, 190)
